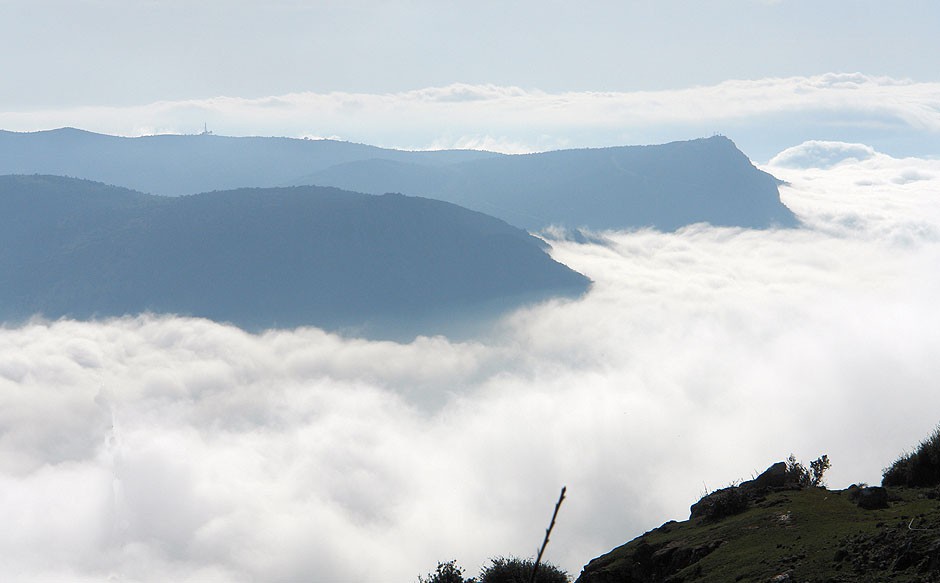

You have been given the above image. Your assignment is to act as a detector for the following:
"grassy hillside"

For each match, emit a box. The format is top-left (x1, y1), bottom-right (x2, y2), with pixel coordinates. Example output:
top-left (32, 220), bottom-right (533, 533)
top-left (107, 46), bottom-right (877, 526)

top-left (577, 484), bottom-right (940, 582)
top-left (577, 432), bottom-right (940, 583)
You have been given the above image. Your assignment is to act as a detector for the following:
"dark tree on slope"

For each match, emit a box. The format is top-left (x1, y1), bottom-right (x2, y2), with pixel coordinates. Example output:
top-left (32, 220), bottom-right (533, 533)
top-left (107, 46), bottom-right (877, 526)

top-left (883, 424), bottom-right (940, 487)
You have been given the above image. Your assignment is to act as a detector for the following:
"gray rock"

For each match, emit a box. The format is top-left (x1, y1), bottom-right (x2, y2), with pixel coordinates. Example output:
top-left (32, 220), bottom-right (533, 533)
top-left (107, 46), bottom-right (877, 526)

top-left (853, 486), bottom-right (889, 510)
top-left (740, 461), bottom-right (788, 493)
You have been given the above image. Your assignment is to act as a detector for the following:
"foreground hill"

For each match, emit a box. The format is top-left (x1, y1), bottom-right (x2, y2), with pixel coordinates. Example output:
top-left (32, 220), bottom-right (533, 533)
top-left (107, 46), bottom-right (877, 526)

top-left (0, 129), bottom-right (796, 231)
top-left (576, 455), bottom-right (940, 583)
top-left (0, 175), bottom-right (589, 338)
top-left (577, 485), bottom-right (940, 582)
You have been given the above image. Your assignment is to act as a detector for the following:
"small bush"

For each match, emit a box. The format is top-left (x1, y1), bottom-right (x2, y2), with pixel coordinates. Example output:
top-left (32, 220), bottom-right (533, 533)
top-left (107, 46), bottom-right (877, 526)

top-left (419, 560), bottom-right (476, 583)
top-left (809, 455), bottom-right (831, 487)
top-left (883, 424), bottom-right (940, 487)
top-left (479, 556), bottom-right (569, 583)
top-left (786, 454), bottom-right (830, 488)
top-left (418, 557), bottom-right (568, 583)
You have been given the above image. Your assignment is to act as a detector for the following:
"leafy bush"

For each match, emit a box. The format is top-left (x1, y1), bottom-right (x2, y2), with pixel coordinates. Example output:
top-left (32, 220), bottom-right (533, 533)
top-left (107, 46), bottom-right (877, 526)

top-left (809, 455), bottom-right (831, 487)
top-left (786, 454), bottom-right (830, 488)
top-left (418, 560), bottom-right (476, 583)
top-left (479, 557), bottom-right (569, 583)
top-left (883, 424), bottom-right (940, 487)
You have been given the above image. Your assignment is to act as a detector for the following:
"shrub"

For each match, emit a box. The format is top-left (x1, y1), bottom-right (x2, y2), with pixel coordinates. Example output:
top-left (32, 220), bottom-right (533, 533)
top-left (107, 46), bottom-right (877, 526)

top-left (809, 455), bottom-right (831, 487)
top-left (785, 454), bottom-right (830, 488)
top-left (419, 560), bottom-right (476, 583)
top-left (478, 556), bottom-right (569, 583)
top-left (883, 424), bottom-right (940, 487)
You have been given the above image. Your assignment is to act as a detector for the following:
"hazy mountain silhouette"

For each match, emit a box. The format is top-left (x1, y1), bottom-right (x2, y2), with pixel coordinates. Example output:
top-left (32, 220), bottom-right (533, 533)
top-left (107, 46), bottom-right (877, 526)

top-left (0, 175), bottom-right (589, 338)
top-left (294, 136), bottom-right (797, 231)
top-left (0, 129), bottom-right (795, 231)
top-left (0, 128), bottom-right (500, 197)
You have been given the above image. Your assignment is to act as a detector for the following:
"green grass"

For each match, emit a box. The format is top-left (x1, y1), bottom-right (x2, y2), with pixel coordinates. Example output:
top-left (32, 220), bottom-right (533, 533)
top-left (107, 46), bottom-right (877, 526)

top-left (580, 487), bottom-right (940, 582)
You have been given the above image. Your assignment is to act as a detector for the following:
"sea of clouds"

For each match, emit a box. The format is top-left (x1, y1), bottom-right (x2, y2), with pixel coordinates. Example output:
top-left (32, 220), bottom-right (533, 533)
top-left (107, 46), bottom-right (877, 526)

top-left (2, 141), bottom-right (940, 582)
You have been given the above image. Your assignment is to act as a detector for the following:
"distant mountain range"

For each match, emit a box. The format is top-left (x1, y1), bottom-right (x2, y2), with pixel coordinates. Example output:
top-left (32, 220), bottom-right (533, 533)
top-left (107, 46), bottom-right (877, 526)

top-left (0, 128), bottom-right (497, 198)
top-left (0, 175), bottom-right (589, 338)
top-left (0, 130), bottom-right (797, 335)
top-left (0, 129), bottom-right (797, 231)
top-left (293, 135), bottom-right (797, 231)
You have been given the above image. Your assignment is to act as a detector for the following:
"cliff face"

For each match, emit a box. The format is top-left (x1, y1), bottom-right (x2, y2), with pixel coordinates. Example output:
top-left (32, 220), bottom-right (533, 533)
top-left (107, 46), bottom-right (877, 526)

top-left (577, 470), bottom-right (940, 583)
top-left (300, 135), bottom-right (798, 231)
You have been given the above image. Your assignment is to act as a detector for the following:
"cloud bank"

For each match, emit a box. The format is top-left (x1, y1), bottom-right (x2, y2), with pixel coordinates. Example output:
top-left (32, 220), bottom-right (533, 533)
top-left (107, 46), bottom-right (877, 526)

top-left (2, 74), bottom-right (939, 160)
top-left (2, 145), bottom-right (940, 581)
top-left (770, 140), bottom-right (878, 169)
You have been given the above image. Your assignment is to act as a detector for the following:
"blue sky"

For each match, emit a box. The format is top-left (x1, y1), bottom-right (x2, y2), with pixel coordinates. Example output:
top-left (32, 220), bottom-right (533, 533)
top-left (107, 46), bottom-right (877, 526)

top-left (3, 1), bottom-right (939, 160)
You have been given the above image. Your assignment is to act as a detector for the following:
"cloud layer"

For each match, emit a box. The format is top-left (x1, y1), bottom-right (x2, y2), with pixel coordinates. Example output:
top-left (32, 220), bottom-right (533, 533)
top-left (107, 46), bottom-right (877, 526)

top-left (2, 145), bottom-right (940, 581)
top-left (2, 74), bottom-right (939, 160)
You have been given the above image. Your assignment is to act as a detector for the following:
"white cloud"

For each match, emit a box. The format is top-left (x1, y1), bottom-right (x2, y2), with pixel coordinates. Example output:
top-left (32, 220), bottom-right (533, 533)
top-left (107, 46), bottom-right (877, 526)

top-left (2, 150), bottom-right (940, 581)
top-left (769, 140), bottom-right (877, 168)
top-left (2, 74), bottom-right (938, 160)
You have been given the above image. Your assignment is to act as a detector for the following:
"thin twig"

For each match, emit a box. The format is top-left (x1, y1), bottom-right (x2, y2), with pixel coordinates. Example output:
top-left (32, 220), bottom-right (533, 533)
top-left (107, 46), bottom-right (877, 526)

top-left (529, 486), bottom-right (566, 583)
top-left (908, 517), bottom-right (933, 532)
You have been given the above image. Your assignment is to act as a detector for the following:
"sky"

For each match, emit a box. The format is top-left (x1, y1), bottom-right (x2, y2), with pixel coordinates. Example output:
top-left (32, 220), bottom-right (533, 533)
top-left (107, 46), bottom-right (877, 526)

top-left (4, 0), bottom-right (939, 103)
top-left (3, 1), bottom-right (940, 581)
top-left (2, 1), bottom-right (939, 161)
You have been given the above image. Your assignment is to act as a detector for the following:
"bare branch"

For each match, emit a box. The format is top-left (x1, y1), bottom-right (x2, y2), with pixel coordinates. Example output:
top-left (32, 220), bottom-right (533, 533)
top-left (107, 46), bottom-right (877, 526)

top-left (529, 486), bottom-right (567, 583)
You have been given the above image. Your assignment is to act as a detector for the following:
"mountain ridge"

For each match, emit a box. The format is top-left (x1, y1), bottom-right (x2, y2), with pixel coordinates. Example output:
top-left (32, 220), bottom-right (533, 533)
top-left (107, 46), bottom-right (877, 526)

top-left (0, 174), bottom-right (588, 339)
top-left (296, 135), bottom-right (796, 231)
top-left (0, 130), bottom-right (797, 231)
top-left (0, 128), bottom-right (503, 197)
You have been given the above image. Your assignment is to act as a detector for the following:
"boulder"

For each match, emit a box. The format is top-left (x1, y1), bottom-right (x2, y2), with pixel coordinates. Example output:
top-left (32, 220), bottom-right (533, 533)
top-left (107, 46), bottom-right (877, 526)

top-left (690, 486), bottom-right (749, 521)
top-left (849, 486), bottom-right (889, 510)
top-left (740, 462), bottom-right (788, 493)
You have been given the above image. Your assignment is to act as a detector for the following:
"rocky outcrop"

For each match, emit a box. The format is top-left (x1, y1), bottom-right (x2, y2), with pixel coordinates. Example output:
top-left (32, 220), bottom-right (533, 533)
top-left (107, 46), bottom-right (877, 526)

top-left (689, 461), bottom-right (798, 521)
top-left (847, 485), bottom-right (890, 510)
top-left (833, 518), bottom-right (940, 577)
top-left (577, 529), bottom-right (723, 583)
top-left (740, 461), bottom-right (788, 491)
top-left (576, 460), bottom-right (940, 583)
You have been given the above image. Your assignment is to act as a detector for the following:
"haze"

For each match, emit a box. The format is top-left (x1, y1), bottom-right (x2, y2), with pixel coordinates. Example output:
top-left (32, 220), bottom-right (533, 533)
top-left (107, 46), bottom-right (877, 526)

top-left (2, 2), bottom-right (939, 160)
top-left (4, 147), bottom-right (940, 580)
top-left (2, 1), bottom-right (939, 581)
